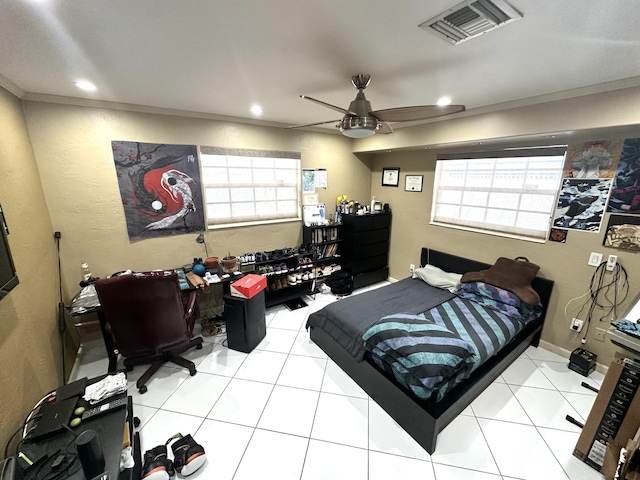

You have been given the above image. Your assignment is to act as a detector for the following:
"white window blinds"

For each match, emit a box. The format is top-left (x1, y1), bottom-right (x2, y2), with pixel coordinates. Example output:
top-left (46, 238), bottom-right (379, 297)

top-left (431, 148), bottom-right (566, 241)
top-left (200, 146), bottom-right (301, 228)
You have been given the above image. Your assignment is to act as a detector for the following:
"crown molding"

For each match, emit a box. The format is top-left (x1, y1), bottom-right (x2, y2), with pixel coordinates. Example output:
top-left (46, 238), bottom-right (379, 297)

top-left (0, 73), bottom-right (24, 98)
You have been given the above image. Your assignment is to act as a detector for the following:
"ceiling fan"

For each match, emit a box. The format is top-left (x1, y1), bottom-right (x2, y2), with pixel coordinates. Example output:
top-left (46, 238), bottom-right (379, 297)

top-left (290, 74), bottom-right (465, 138)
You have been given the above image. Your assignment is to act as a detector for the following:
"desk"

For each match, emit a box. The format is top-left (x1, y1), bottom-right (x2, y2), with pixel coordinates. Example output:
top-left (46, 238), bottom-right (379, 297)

top-left (607, 327), bottom-right (640, 357)
top-left (71, 268), bottom-right (241, 372)
top-left (21, 375), bottom-right (138, 480)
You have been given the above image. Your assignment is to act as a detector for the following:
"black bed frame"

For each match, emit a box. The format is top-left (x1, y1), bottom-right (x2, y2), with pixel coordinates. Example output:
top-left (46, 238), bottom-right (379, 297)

top-left (309, 248), bottom-right (555, 454)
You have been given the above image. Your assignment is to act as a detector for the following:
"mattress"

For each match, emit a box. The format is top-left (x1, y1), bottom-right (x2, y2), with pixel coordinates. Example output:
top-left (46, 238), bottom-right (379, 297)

top-left (305, 277), bottom-right (455, 361)
top-left (365, 296), bottom-right (530, 401)
top-left (308, 275), bottom-right (540, 402)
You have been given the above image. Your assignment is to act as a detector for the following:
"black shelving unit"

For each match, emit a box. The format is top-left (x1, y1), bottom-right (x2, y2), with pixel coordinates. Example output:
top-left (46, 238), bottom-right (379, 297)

top-left (340, 212), bottom-right (391, 289)
top-left (302, 223), bottom-right (342, 263)
top-left (243, 253), bottom-right (315, 308)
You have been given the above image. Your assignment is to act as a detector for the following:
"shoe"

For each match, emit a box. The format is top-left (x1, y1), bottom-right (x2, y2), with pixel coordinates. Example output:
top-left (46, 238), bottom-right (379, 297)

top-left (142, 444), bottom-right (174, 480)
top-left (287, 274), bottom-right (297, 286)
top-left (166, 434), bottom-right (206, 476)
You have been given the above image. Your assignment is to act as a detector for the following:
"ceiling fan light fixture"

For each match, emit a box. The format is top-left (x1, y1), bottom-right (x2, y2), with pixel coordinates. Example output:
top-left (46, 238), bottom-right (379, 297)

top-left (292, 74), bottom-right (466, 134)
top-left (339, 116), bottom-right (378, 138)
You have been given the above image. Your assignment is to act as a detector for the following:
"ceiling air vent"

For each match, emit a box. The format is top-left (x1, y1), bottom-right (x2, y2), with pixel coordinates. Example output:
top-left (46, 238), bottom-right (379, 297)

top-left (419, 0), bottom-right (522, 45)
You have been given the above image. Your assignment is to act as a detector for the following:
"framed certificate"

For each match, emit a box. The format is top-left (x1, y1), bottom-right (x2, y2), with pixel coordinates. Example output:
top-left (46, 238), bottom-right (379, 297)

top-left (382, 168), bottom-right (400, 187)
top-left (404, 175), bottom-right (424, 192)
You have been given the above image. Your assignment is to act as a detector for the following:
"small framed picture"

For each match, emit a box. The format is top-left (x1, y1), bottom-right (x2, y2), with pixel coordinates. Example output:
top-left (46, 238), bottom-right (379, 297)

top-left (404, 175), bottom-right (424, 192)
top-left (382, 168), bottom-right (400, 187)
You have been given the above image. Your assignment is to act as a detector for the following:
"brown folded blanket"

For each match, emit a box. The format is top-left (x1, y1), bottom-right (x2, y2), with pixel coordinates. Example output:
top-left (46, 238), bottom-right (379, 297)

top-left (186, 271), bottom-right (209, 290)
top-left (460, 256), bottom-right (541, 305)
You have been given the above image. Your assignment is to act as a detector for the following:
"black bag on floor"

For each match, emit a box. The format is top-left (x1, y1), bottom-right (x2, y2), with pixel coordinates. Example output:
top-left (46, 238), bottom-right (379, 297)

top-left (325, 270), bottom-right (353, 296)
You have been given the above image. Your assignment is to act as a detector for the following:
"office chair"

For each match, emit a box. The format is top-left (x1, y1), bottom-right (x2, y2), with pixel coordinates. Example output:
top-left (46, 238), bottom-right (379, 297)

top-left (95, 270), bottom-right (203, 394)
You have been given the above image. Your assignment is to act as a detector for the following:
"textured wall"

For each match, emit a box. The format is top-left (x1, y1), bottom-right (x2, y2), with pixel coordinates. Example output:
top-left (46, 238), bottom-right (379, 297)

top-left (21, 101), bottom-right (370, 306)
top-left (0, 87), bottom-right (61, 453)
top-left (8, 83), bottom-right (640, 454)
top-left (366, 88), bottom-right (640, 367)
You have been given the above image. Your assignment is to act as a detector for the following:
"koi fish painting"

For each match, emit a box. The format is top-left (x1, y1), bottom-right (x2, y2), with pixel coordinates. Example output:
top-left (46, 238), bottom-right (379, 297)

top-left (112, 141), bottom-right (205, 240)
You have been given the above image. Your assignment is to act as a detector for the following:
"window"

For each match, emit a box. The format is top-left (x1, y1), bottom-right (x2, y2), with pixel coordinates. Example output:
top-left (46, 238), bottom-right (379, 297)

top-left (200, 146), bottom-right (301, 228)
top-left (431, 148), bottom-right (566, 241)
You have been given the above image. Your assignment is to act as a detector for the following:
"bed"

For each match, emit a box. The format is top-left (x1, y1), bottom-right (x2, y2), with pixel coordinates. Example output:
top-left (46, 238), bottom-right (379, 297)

top-left (306, 248), bottom-right (554, 454)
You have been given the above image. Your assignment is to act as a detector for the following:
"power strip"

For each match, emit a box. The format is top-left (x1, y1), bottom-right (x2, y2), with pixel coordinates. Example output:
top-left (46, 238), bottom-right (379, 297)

top-left (81, 397), bottom-right (127, 420)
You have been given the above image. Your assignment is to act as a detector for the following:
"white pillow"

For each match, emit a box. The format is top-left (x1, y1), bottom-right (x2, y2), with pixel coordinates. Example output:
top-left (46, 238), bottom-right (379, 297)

top-left (412, 264), bottom-right (462, 293)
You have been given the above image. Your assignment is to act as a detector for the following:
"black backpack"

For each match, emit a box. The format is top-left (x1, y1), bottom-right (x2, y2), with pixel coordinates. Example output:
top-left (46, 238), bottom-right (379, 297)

top-left (325, 270), bottom-right (353, 296)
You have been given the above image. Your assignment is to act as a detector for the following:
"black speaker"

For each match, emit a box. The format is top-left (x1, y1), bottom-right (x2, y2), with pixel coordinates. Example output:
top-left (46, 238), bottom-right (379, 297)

top-left (0, 457), bottom-right (23, 480)
top-left (75, 429), bottom-right (105, 479)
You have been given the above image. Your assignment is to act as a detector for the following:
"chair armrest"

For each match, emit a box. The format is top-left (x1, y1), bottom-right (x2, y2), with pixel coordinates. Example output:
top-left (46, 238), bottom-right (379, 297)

top-left (184, 290), bottom-right (198, 318)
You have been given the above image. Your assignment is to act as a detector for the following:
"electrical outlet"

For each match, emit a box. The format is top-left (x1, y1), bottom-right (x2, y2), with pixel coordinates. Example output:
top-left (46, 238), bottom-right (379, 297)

top-left (594, 327), bottom-right (607, 342)
top-left (409, 264), bottom-right (415, 273)
top-left (588, 252), bottom-right (603, 267)
top-left (571, 318), bottom-right (584, 333)
top-left (606, 255), bottom-right (618, 271)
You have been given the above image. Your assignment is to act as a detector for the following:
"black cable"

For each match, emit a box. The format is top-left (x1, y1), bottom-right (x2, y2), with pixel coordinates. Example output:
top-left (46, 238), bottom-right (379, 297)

top-left (3, 425), bottom-right (25, 460)
top-left (590, 263), bottom-right (629, 321)
top-left (578, 261), bottom-right (630, 342)
top-left (3, 391), bottom-right (53, 460)
top-left (54, 234), bottom-right (66, 385)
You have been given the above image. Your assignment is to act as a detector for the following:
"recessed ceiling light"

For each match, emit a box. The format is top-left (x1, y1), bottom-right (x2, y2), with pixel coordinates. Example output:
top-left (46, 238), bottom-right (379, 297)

top-left (436, 97), bottom-right (452, 106)
top-left (250, 105), bottom-right (263, 116)
top-left (74, 81), bottom-right (96, 91)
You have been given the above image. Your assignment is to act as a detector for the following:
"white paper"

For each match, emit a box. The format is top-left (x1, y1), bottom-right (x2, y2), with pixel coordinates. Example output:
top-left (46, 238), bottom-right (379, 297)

top-left (314, 169), bottom-right (327, 188)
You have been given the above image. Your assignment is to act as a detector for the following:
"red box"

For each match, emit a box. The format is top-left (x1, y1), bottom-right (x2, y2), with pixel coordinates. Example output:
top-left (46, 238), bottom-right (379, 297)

top-left (230, 274), bottom-right (267, 299)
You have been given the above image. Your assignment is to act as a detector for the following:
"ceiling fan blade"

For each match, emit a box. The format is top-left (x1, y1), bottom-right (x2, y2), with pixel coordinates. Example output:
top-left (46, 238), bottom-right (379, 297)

top-left (377, 122), bottom-right (393, 134)
top-left (371, 105), bottom-right (465, 122)
top-left (287, 119), bottom-right (341, 129)
top-left (301, 95), bottom-right (358, 116)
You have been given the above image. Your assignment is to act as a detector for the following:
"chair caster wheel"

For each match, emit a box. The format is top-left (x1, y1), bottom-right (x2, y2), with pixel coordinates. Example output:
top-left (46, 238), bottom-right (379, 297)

top-left (196, 344), bottom-right (203, 350)
top-left (133, 416), bottom-right (141, 427)
top-left (126, 365), bottom-right (133, 372)
top-left (139, 385), bottom-right (147, 394)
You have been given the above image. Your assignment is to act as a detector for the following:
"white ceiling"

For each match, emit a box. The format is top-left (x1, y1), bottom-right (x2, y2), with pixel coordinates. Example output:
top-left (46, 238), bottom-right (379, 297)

top-left (1, 0), bottom-right (640, 132)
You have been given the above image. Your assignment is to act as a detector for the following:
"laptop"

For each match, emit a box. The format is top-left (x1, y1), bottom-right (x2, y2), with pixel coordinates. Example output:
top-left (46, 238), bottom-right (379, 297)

top-left (27, 396), bottom-right (80, 441)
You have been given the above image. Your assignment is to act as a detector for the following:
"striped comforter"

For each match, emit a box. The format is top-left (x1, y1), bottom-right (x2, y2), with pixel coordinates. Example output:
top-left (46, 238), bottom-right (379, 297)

top-left (363, 296), bottom-right (529, 401)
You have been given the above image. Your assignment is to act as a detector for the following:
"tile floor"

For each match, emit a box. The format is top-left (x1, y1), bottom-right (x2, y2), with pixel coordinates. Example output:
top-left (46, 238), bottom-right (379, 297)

top-left (73, 282), bottom-right (606, 480)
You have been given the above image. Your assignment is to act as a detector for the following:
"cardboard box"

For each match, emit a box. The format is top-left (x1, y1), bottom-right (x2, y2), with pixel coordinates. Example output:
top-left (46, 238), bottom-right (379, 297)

top-left (570, 348), bottom-right (597, 377)
top-left (230, 274), bottom-right (266, 299)
top-left (574, 352), bottom-right (640, 473)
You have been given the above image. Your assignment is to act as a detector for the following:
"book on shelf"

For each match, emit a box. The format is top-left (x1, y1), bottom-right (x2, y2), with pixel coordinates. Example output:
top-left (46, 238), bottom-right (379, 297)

top-left (319, 243), bottom-right (339, 259)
